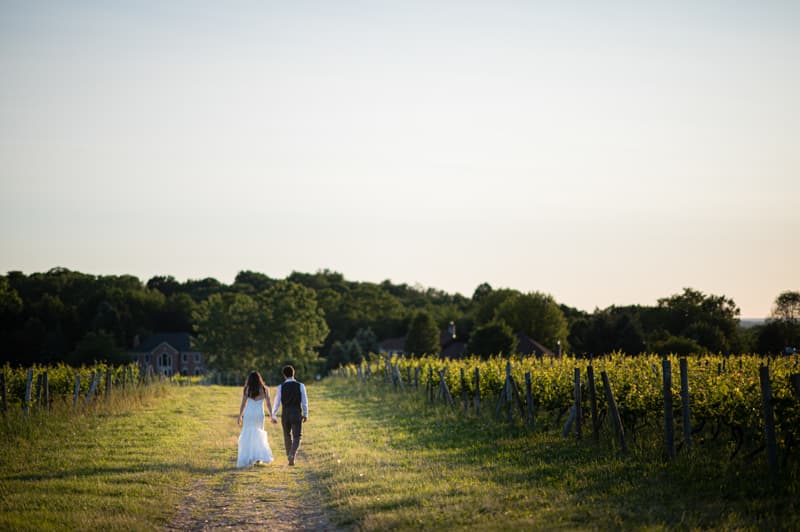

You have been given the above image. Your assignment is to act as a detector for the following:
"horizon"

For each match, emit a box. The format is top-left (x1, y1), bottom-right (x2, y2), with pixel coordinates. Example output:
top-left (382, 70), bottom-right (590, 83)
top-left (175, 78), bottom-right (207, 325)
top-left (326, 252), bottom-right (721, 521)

top-left (2, 2), bottom-right (798, 320)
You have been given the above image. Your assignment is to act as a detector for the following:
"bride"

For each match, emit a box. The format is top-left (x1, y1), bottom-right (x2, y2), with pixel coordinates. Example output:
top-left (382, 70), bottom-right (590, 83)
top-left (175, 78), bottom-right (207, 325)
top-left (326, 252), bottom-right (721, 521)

top-left (236, 371), bottom-right (275, 467)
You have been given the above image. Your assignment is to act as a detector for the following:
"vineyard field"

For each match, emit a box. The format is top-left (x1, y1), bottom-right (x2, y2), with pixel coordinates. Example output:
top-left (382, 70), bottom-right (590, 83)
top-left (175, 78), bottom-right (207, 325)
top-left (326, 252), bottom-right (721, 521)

top-left (340, 353), bottom-right (800, 462)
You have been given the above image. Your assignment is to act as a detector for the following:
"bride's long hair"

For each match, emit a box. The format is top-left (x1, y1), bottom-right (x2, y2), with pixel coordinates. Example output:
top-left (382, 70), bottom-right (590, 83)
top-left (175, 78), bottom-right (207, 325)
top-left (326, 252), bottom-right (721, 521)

top-left (244, 371), bottom-right (267, 399)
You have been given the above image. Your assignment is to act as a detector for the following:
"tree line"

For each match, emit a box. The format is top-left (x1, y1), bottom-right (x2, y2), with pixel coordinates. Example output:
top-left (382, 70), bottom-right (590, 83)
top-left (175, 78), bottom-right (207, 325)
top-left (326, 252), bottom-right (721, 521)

top-left (0, 267), bottom-right (797, 372)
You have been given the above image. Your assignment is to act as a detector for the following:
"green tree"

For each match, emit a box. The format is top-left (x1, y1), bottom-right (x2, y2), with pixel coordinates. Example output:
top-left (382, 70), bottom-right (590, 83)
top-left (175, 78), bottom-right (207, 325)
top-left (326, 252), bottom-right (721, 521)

top-left (471, 282), bottom-right (493, 303)
top-left (146, 275), bottom-right (181, 297)
top-left (153, 292), bottom-right (197, 332)
top-left (755, 322), bottom-right (786, 354)
top-left (193, 292), bottom-right (262, 371)
top-left (354, 327), bottom-right (379, 355)
top-left (494, 292), bottom-right (568, 352)
top-left (327, 340), bottom-right (348, 369)
top-left (233, 270), bottom-right (277, 294)
top-left (761, 290), bottom-right (800, 353)
top-left (404, 311), bottom-right (440, 356)
top-left (344, 338), bottom-right (363, 364)
top-left (652, 335), bottom-right (703, 356)
top-left (772, 291), bottom-right (800, 323)
top-left (255, 280), bottom-right (329, 366)
top-left (0, 277), bottom-right (23, 318)
top-left (569, 308), bottom-right (645, 356)
top-left (474, 288), bottom-right (519, 325)
top-left (70, 330), bottom-right (131, 365)
top-left (656, 288), bottom-right (740, 353)
top-left (466, 321), bottom-right (516, 358)
top-left (92, 301), bottom-right (123, 342)
top-left (184, 277), bottom-right (225, 302)
top-left (194, 281), bottom-right (328, 373)
top-left (321, 283), bottom-right (405, 354)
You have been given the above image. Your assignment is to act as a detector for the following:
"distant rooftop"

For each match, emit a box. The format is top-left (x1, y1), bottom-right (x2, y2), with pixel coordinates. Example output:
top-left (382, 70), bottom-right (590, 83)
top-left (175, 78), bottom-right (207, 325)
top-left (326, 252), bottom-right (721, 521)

top-left (131, 332), bottom-right (193, 352)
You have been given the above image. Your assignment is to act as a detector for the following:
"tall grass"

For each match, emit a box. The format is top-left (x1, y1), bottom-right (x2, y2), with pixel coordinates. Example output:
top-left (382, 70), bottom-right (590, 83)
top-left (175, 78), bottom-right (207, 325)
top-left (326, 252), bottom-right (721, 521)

top-left (0, 382), bottom-right (217, 531)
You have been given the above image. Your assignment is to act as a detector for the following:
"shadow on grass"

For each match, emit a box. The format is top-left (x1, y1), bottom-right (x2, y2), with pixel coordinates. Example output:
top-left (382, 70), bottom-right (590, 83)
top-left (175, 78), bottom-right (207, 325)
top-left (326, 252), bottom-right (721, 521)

top-left (6, 462), bottom-right (234, 482)
top-left (321, 380), bottom-right (800, 530)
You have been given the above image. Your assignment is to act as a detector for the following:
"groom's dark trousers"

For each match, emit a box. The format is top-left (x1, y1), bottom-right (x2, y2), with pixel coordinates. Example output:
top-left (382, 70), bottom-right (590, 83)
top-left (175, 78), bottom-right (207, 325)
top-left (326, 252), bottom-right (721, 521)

top-left (280, 380), bottom-right (303, 459)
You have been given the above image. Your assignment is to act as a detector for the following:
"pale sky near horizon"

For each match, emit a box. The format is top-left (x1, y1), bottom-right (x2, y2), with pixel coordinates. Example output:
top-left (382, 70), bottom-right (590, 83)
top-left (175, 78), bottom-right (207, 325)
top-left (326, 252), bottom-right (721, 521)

top-left (1, 1), bottom-right (798, 318)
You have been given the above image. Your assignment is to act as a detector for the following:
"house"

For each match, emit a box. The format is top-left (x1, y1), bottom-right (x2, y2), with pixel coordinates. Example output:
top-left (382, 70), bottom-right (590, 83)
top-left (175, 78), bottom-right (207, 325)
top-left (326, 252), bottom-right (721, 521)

top-left (377, 326), bottom-right (465, 358)
top-left (514, 333), bottom-right (555, 358)
top-left (130, 332), bottom-right (204, 377)
top-left (439, 327), bottom-right (466, 358)
top-left (378, 336), bottom-right (406, 357)
top-left (378, 325), bottom-right (556, 360)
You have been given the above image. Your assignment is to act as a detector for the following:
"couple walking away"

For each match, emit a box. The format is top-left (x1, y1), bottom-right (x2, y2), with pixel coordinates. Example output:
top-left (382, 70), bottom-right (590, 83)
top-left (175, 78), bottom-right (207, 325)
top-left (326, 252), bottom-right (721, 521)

top-left (237, 365), bottom-right (308, 468)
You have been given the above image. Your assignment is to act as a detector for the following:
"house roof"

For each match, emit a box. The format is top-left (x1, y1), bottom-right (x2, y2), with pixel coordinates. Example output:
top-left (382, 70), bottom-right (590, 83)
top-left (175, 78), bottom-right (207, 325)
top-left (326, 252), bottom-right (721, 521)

top-left (378, 337), bottom-right (406, 351)
top-left (378, 330), bottom-right (554, 358)
top-left (515, 333), bottom-right (554, 357)
top-left (439, 330), bottom-right (457, 345)
top-left (131, 332), bottom-right (194, 353)
top-left (440, 341), bottom-right (466, 359)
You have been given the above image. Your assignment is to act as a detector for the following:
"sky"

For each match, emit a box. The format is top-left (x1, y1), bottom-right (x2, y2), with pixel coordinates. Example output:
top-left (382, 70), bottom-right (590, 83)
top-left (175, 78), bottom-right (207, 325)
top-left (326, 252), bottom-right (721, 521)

top-left (1, 1), bottom-right (798, 318)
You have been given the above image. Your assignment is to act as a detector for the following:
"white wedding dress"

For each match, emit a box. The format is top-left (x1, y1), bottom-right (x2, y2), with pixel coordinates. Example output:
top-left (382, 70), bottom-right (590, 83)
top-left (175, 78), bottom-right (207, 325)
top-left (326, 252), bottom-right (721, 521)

top-left (237, 398), bottom-right (274, 467)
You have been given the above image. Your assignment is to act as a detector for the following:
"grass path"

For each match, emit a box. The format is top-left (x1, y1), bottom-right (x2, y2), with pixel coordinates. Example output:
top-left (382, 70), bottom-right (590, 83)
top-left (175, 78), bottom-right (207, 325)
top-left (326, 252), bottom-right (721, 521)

top-left (0, 384), bottom-right (334, 531)
top-left (164, 385), bottom-right (332, 531)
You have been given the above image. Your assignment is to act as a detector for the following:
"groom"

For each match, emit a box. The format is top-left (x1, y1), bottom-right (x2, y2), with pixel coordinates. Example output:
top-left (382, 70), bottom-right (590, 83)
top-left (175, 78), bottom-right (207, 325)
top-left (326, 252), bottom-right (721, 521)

top-left (270, 365), bottom-right (308, 466)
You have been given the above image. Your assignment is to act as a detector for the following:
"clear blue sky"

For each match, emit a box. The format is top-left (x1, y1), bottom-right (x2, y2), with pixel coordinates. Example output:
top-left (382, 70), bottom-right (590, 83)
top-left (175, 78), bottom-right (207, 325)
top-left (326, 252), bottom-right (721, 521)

top-left (1, 1), bottom-right (798, 318)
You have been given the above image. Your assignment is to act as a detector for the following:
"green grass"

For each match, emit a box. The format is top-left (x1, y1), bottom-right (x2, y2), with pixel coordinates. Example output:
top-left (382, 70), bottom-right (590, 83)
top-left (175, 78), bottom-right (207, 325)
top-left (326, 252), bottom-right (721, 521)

top-left (1, 384), bottom-right (208, 530)
top-left (2, 378), bottom-right (798, 530)
top-left (308, 378), bottom-right (800, 530)
top-left (1, 384), bottom-right (278, 530)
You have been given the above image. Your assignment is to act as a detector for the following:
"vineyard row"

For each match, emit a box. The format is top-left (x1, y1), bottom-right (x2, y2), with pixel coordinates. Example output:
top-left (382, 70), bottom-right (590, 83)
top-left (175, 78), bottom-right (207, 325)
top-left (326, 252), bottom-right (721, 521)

top-left (335, 353), bottom-right (800, 480)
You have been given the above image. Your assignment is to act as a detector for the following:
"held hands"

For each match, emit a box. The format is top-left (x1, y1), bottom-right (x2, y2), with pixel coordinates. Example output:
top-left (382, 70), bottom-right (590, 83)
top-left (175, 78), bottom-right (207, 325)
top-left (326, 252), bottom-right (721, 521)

top-left (271, 416), bottom-right (278, 424)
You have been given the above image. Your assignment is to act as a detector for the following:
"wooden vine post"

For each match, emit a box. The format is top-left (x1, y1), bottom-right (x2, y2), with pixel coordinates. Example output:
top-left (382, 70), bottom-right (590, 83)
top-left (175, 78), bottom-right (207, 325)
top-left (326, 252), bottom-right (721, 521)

top-left (84, 371), bottom-right (99, 408)
top-left (601, 370), bottom-right (627, 453)
top-left (73, 374), bottom-right (81, 408)
top-left (758, 364), bottom-right (779, 482)
top-left (438, 369), bottom-right (455, 407)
